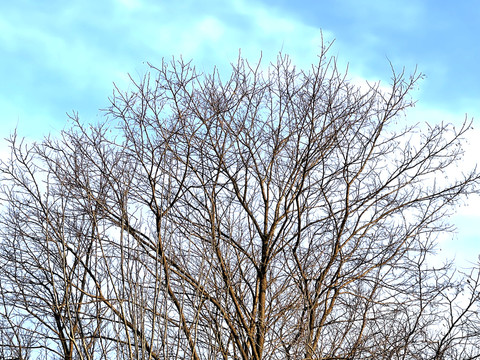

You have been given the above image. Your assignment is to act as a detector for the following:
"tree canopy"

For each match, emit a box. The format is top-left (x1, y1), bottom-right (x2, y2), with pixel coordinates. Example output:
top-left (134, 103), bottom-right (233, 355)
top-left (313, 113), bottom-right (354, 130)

top-left (1, 45), bottom-right (480, 359)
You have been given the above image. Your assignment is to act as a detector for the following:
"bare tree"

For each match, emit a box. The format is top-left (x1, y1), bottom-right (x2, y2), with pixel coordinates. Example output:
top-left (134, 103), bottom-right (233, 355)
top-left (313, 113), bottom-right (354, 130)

top-left (1, 44), bottom-right (480, 359)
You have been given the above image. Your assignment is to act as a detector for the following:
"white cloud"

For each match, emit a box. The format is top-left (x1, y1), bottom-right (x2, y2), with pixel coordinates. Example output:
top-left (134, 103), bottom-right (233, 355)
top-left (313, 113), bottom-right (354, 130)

top-left (115, 0), bottom-right (142, 11)
top-left (197, 17), bottom-right (225, 42)
top-left (404, 104), bottom-right (480, 268)
top-left (118, 0), bottom-right (329, 65)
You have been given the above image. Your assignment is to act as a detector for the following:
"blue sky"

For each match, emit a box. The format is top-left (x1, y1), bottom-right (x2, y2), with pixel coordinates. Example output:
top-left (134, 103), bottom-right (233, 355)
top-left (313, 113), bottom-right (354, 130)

top-left (1, 0), bottom-right (479, 266)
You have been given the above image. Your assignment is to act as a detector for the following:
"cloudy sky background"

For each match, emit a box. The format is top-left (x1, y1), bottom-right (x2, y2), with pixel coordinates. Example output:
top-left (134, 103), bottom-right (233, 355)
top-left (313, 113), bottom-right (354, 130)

top-left (1, 0), bottom-right (479, 267)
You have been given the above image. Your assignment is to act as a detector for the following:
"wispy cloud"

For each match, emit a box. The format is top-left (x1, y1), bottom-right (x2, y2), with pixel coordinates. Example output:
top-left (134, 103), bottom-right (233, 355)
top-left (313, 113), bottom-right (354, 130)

top-left (0, 0), bottom-right (331, 139)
